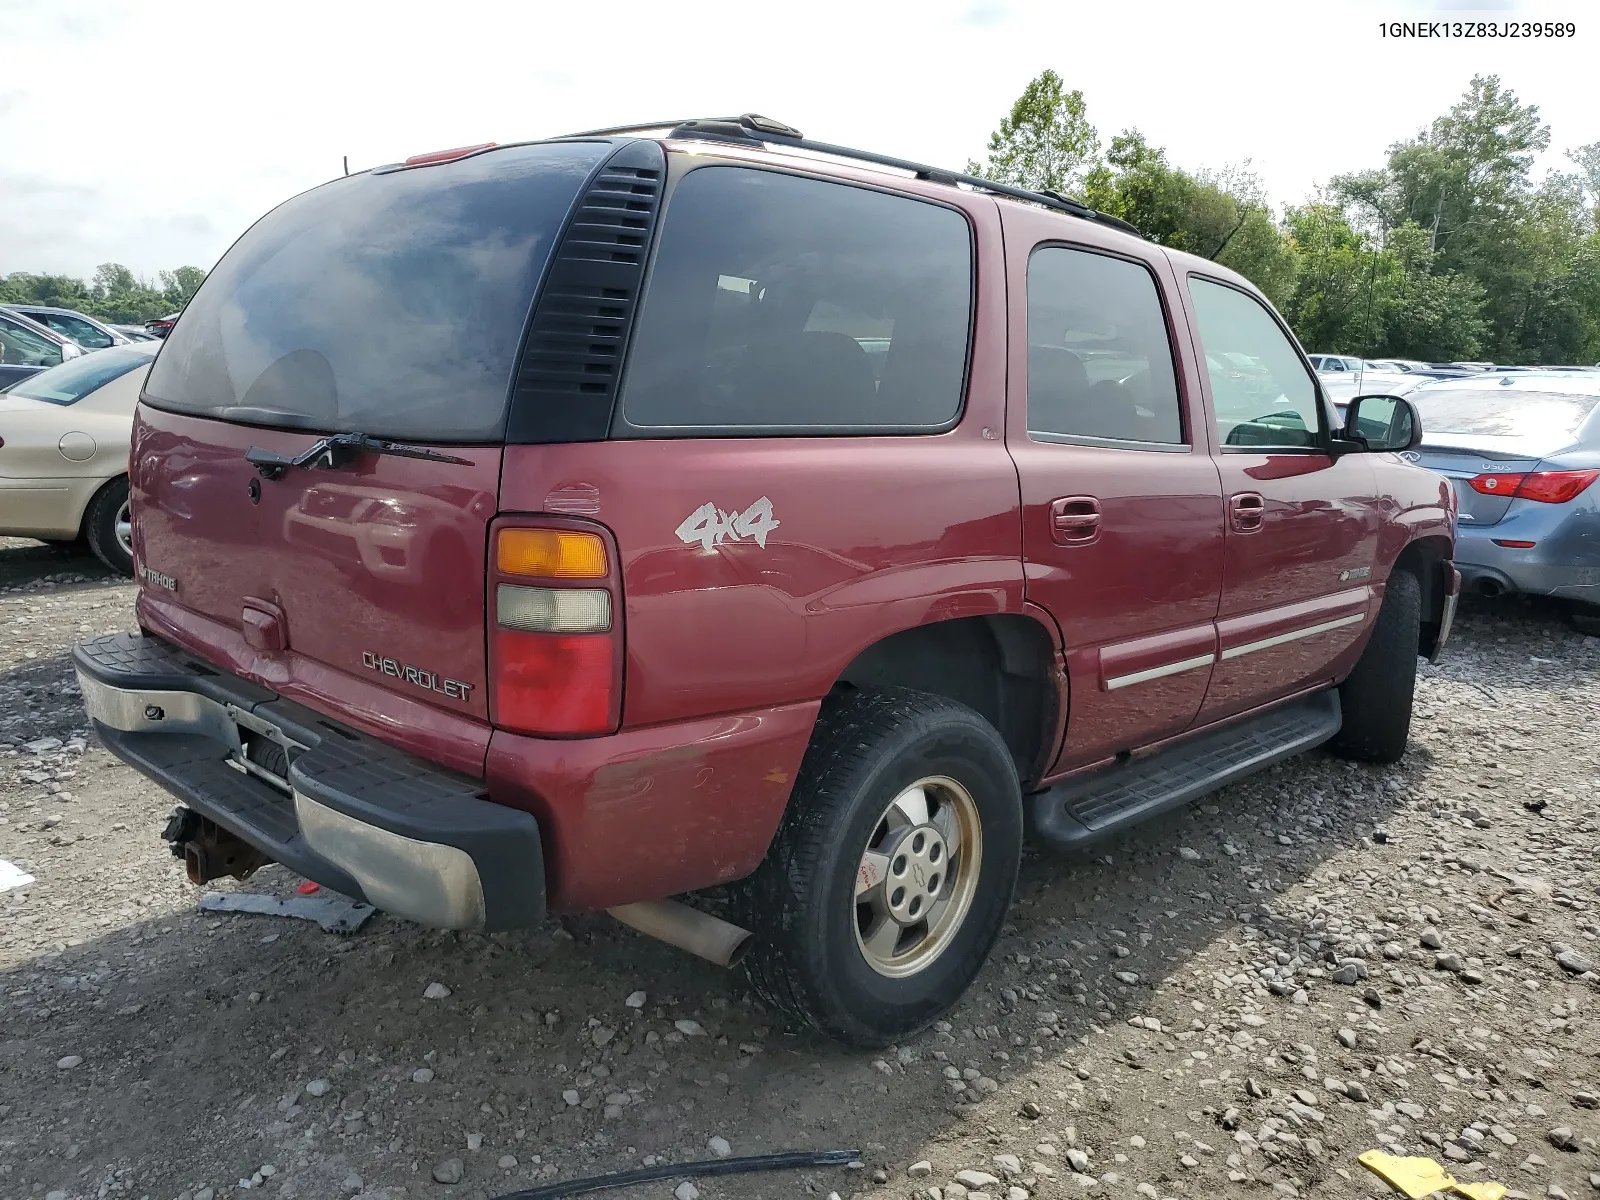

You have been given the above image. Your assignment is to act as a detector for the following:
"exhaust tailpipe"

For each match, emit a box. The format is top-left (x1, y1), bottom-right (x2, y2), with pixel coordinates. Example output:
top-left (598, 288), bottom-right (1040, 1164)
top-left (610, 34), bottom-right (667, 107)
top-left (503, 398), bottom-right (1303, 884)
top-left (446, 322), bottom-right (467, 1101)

top-left (1475, 576), bottom-right (1505, 598)
top-left (607, 899), bottom-right (754, 968)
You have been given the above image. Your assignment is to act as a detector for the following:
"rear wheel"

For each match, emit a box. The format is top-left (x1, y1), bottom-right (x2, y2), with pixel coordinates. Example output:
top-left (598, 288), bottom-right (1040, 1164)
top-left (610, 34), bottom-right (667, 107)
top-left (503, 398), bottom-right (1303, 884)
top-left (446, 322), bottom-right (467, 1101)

top-left (84, 477), bottom-right (134, 577)
top-left (1330, 569), bottom-right (1421, 764)
top-left (731, 688), bottom-right (1023, 1047)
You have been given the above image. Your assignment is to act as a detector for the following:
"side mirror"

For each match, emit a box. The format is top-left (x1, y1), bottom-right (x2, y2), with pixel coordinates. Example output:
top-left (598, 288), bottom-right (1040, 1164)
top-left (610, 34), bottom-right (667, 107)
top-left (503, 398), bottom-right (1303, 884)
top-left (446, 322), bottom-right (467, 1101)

top-left (1341, 394), bottom-right (1422, 453)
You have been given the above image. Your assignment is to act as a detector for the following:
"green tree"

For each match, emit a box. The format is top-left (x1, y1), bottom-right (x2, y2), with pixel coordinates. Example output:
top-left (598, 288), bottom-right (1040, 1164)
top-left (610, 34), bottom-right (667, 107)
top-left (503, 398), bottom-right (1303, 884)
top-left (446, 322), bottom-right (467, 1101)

top-left (160, 266), bottom-right (207, 310)
top-left (967, 70), bottom-right (1101, 195)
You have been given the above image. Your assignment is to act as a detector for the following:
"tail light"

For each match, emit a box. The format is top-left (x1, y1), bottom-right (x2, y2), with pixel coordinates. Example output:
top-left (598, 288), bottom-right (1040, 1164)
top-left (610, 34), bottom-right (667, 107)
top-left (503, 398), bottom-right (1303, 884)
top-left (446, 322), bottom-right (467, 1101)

top-left (489, 523), bottom-right (621, 736)
top-left (1466, 469), bottom-right (1599, 504)
top-left (404, 142), bottom-right (496, 167)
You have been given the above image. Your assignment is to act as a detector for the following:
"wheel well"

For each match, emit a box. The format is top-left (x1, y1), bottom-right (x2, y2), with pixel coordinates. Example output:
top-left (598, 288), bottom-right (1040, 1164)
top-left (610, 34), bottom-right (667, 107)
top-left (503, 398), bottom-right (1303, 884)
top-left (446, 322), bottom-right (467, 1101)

top-left (832, 615), bottom-right (1060, 789)
top-left (1392, 536), bottom-right (1451, 657)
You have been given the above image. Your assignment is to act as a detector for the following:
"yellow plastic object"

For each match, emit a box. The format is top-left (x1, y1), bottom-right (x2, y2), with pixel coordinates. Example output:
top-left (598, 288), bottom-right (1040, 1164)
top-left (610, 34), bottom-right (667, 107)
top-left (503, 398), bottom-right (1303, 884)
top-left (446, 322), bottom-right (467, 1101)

top-left (1357, 1151), bottom-right (1507, 1200)
top-left (497, 528), bottom-right (608, 579)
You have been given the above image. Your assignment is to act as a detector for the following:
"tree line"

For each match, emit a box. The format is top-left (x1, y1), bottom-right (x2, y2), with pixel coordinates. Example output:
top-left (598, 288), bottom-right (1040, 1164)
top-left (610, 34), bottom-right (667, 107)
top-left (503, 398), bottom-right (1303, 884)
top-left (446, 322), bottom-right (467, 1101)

top-left (0, 263), bottom-right (206, 326)
top-left (970, 71), bottom-right (1600, 365)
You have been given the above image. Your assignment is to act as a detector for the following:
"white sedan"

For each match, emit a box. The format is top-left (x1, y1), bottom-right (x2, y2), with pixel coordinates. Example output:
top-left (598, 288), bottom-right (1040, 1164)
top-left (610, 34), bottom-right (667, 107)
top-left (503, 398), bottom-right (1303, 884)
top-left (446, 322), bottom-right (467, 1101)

top-left (0, 343), bottom-right (158, 574)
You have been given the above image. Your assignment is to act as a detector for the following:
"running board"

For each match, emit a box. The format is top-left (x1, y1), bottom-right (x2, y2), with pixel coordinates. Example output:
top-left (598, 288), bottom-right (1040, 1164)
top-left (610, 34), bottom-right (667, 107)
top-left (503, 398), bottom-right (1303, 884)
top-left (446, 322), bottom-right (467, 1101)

top-left (1028, 690), bottom-right (1342, 849)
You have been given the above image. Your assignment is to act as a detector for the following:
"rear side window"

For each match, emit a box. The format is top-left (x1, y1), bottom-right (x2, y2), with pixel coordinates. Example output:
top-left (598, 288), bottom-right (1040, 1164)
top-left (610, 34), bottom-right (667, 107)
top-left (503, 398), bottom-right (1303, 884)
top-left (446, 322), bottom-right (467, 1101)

top-left (7, 345), bottom-right (155, 404)
top-left (1026, 246), bottom-right (1184, 446)
top-left (142, 141), bottom-right (613, 442)
top-left (1410, 387), bottom-right (1600, 441)
top-left (618, 167), bottom-right (972, 434)
top-left (1188, 277), bottom-right (1321, 449)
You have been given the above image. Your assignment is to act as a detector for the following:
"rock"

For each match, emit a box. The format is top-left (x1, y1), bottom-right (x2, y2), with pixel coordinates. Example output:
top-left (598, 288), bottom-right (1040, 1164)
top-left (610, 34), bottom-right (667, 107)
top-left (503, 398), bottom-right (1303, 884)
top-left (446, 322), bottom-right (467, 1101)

top-left (1555, 949), bottom-right (1594, 975)
top-left (498, 1155), bottom-right (518, 1169)
top-left (466, 1133), bottom-right (483, 1151)
top-left (1066, 1149), bottom-right (1090, 1173)
top-left (195, 1191), bottom-right (214, 1200)
top-left (1337, 1028), bottom-right (1358, 1049)
top-left (707, 1136), bottom-right (732, 1158)
top-left (424, 982), bottom-right (452, 1000)
top-left (1436, 953), bottom-right (1464, 973)
top-left (1246, 1078), bottom-right (1266, 1099)
top-left (55, 1055), bottom-right (82, 1070)
top-left (592, 1026), bottom-right (614, 1047)
top-left (342, 1173), bottom-right (364, 1192)
top-left (1178, 847), bottom-right (1201, 861)
top-left (625, 990), bottom-right (647, 1008)
top-left (994, 1154), bottom-right (1022, 1175)
top-left (1421, 929), bottom-right (1443, 950)
top-left (674, 1019), bottom-right (706, 1037)
top-left (1221, 1108), bottom-right (1241, 1130)
top-left (412, 1068), bottom-right (434, 1083)
top-left (909, 1162), bottom-right (934, 1179)
top-left (956, 1170), bottom-right (1001, 1190)
top-left (1345, 1081), bottom-right (1370, 1102)
top-left (432, 1157), bottom-right (464, 1184)
top-left (562, 1089), bottom-right (580, 1106)
top-left (1549, 1126), bottom-right (1579, 1152)
top-left (1114, 971), bottom-right (1139, 986)
top-left (674, 1184), bottom-right (699, 1200)
top-left (1006, 1189), bottom-right (1030, 1200)
top-left (1020, 1101), bottom-right (1042, 1120)
top-left (24, 737), bottom-right (62, 754)
top-left (304, 1079), bottom-right (331, 1097)
top-left (1574, 1091), bottom-right (1598, 1109)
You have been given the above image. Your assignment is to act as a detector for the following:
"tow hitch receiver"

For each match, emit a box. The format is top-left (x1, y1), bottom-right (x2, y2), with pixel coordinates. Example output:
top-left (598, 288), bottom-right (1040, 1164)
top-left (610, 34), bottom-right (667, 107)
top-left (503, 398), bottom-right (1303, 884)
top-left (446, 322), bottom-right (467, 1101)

top-left (161, 806), bottom-right (275, 885)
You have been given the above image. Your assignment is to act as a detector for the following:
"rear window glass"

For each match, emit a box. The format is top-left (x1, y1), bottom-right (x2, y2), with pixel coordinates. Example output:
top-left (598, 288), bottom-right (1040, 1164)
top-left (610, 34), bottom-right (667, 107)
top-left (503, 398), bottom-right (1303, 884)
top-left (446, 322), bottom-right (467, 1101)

top-left (1411, 387), bottom-right (1600, 441)
top-left (618, 166), bottom-right (972, 434)
top-left (142, 141), bottom-right (612, 442)
top-left (7, 345), bottom-right (155, 404)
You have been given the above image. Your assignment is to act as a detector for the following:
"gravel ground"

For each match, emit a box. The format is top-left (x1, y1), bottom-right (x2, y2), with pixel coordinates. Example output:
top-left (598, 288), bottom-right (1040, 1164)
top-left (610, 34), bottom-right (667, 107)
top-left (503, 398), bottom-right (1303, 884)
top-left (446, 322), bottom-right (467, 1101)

top-left (3, 535), bottom-right (1600, 1200)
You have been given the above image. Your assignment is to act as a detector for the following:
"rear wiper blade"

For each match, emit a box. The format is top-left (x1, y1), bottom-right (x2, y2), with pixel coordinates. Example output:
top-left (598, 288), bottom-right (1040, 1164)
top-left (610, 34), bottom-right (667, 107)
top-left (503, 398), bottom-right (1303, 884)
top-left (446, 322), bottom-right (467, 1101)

top-left (245, 432), bottom-right (471, 480)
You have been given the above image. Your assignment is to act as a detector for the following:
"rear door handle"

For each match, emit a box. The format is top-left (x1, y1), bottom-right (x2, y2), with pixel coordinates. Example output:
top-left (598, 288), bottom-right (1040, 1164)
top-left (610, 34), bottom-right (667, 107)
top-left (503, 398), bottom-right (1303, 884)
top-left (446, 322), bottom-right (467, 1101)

top-left (1229, 491), bottom-right (1265, 533)
top-left (1050, 496), bottom-right (1102, 546)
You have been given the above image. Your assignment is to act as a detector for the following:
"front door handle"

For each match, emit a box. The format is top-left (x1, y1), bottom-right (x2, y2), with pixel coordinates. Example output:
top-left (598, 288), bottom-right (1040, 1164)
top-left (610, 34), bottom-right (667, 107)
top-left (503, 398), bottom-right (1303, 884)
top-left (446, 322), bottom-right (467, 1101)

top-left (1050, 495), bottom-right (1102, 546)
top-left (1229, 491), bottom-right (1265, 533)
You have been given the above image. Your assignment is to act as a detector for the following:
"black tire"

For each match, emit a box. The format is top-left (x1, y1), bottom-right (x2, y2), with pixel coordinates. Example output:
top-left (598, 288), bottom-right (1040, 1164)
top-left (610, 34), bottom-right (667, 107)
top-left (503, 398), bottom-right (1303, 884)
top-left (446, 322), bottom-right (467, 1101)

top-left (1330, 569), bottom-right (1421, 764)
top-left (84, 477), bottom-right (134, 576)
top-left (730, 688), bottom-right (1023, 1047)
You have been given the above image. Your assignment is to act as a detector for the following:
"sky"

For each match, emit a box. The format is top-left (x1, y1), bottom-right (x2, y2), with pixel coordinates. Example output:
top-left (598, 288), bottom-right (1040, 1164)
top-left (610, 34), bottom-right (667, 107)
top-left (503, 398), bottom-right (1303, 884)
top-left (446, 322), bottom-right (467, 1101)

top-left (0, 0), bottom-right (1594, 282)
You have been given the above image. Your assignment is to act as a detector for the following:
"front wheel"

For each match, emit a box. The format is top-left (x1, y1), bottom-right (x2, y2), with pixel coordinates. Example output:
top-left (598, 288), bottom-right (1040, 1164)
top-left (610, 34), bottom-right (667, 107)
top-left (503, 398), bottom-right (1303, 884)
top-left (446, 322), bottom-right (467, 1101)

top-left (731, 688), bottom-right (1023, 1047)
top-left (1330, 569), bottom-right (1421, 764)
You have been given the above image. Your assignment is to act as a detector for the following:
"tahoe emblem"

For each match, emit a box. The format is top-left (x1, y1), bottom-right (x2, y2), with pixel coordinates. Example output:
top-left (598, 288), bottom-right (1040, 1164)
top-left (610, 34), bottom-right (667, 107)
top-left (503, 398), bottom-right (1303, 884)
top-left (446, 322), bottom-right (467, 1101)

top-left (139, 564), bottom-right (178, 591)
top-left (361, 651), bottom-right (474, 702)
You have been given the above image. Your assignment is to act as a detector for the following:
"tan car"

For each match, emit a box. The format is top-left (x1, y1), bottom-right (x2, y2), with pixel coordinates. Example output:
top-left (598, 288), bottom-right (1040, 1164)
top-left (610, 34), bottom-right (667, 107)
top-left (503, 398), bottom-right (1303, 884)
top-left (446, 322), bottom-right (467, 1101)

top-left (0, 343), bottom-right (158, 574)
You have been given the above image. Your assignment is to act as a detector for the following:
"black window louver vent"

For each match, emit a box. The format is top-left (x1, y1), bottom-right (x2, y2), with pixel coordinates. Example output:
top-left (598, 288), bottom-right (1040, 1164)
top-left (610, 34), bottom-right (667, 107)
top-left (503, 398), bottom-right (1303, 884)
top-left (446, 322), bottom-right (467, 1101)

top-left (505, 139), bottom-right (666, 443)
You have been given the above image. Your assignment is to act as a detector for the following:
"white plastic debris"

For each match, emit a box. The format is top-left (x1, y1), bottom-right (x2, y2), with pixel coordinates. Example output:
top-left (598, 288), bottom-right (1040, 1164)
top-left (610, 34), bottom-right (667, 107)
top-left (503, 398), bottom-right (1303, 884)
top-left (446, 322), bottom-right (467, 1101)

top-left (197, 890), bottom-right (375, 933)
top-left (1, 860), bottom-right (36, 893)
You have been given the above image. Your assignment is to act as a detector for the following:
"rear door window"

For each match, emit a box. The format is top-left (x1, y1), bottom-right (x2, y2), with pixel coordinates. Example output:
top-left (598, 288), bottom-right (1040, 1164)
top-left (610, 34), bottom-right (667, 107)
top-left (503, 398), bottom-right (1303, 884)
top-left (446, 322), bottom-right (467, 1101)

top-left (1187, 277), bottom-right (1322, 449)
top-left (141, 141), bottom-right (613, 442)
top-left (0, 314), bottom-right (62, 366)
top-left (1026, 245), bottom-right (1184, 446)
top-left (617, 166), bottom-right (973, 434)
top-left (38, 312), bottom-right (115, 349)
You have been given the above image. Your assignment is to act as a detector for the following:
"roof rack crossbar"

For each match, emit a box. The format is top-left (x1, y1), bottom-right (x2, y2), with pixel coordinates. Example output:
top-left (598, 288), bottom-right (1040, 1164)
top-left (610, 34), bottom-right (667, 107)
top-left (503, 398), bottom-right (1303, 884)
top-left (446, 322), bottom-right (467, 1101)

top-left (553, 114), bottom-right (1141, 238)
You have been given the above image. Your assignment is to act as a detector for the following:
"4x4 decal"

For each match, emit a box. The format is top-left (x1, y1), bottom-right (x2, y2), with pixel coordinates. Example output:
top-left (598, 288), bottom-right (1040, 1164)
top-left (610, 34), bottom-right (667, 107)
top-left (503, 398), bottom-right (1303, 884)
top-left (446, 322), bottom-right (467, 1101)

top-left (674, 496), bottom-right (780, 551)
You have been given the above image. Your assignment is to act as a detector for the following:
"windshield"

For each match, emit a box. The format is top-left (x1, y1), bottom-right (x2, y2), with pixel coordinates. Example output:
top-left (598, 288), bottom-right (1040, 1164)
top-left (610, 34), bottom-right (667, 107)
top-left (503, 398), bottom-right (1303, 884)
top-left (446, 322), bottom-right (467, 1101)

top-left (1411, 386), bottom-right (1600, 443)
top-left (142, 140), bottom-right (612, 442)
top-left (8, 345), bottom-right (156, 404)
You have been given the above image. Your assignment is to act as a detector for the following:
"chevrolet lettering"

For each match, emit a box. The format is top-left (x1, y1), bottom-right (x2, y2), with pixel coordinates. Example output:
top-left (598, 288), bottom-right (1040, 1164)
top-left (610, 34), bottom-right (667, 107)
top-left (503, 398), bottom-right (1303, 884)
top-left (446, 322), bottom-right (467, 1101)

top-left (361, 652), bottom-right (474, 702)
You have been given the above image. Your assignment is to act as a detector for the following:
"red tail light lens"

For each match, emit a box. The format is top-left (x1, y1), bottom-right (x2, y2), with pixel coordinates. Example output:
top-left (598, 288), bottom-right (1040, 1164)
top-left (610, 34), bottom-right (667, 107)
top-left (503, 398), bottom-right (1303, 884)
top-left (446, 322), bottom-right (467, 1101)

top-left (489, 523), bottom-right (620, 737)
top-left (1466, 469), bottom-right (1600, 504)
top-left (1513, 469), bottom-right (1599, 505)
top-left (1466, 472), bottom-right (1524, 496)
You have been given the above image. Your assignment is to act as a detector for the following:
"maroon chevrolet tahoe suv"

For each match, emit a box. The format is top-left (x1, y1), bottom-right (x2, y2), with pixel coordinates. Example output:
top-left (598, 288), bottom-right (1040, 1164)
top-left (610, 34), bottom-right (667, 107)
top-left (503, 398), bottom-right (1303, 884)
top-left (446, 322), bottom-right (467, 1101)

top-left (74, 115), bottom-right (1458, 1046)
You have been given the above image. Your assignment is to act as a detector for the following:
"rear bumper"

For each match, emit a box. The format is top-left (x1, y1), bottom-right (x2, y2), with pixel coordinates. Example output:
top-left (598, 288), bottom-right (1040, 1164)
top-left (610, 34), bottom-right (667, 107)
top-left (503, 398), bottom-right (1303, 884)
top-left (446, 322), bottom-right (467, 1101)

top-left (1455, 508), bottom-right (1600, 602)
top-left (73, 632), bottom-right (544, 931)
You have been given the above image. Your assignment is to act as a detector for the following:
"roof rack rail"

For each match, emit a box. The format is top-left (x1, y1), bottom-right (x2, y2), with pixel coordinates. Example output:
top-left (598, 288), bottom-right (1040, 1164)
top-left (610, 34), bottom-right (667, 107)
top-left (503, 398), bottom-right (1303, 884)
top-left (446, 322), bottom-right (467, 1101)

top-left (558, 113), bottom-right (1141, 238)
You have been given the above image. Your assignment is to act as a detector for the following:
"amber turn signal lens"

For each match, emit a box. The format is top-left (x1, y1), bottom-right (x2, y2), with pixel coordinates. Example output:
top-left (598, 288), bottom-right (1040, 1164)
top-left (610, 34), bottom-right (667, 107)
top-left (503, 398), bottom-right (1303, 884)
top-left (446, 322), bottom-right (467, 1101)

top-left (497, 529), bottom-right (608, 578)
